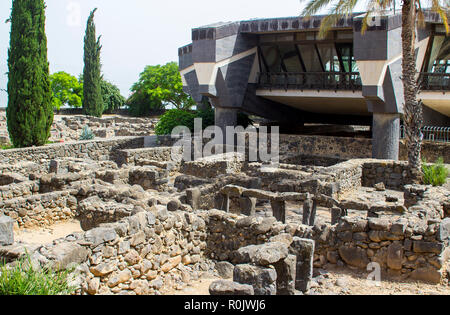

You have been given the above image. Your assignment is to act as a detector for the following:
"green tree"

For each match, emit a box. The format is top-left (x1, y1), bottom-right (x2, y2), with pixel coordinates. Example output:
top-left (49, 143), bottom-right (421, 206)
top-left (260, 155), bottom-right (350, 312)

top-left (101, 80), bottom-right (125, 113)
top-left (6, 0), bottom-right (54, 148)
top-left (300, 0), bottom-right (448, 179)
top-left (50, 71), bottom-right (83, 110)
top-left (127, 62), bottom-right (195, 116)
top-left (83, 8), bottom-right (103, 118)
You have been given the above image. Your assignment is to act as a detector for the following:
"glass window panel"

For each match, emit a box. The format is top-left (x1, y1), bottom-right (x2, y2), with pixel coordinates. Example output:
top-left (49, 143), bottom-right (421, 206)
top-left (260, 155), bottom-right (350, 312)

top-left (298, 44), bottom-right (322, 72)
top-left (317, 43), bottom-right (340, 72)
top-left (336, 44), bottom-right (357, 73)
top-left (279, 45), bottom-right (303, 72)
top-left (261, 45), bottom-right (282, 72)
top-left (427, 36), bottom-right (444, 72)
top-left (428, 36), bottom-right (450, 74)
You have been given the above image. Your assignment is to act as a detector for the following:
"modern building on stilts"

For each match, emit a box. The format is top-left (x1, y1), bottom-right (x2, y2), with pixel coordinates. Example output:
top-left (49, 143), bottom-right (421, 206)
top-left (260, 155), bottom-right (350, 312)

top-left (178, 10), bottom-right (450, 160)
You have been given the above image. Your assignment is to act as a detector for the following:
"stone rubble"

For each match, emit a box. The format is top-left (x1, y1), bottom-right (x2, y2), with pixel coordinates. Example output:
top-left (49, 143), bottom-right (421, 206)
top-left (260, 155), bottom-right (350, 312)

top-left (0, 132), bottom-right (448, 295)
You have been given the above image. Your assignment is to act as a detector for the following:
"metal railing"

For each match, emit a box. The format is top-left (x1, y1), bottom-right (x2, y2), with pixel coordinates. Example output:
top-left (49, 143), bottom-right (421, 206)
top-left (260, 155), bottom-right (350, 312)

top-left (418, 72), bottom-right (450, 91)
top-left (400, 125), bottom-right (450, 143)
top-left (257, 72), bottom-right (362, 91)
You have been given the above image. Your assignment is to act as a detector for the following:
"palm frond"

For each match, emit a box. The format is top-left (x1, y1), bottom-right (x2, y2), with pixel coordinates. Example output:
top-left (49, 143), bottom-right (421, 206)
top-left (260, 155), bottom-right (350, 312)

top-left (300, 0), bottom-right (335, 17)
top-left (431, 0), bottom-right (449, 33)
top-left (314, 0), bottom-right (360, 39)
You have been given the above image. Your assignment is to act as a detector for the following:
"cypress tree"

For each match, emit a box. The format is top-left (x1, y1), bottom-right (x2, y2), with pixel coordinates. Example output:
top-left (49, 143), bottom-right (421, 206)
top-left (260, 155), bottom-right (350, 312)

top-left (7, 0), bottom-right (53, 148)
top-left (83, 8), bottom-right (103, 117)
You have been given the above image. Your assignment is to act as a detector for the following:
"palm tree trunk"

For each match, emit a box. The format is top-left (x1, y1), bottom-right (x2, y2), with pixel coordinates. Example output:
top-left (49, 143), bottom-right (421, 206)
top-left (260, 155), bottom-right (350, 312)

top-left (401, 0), bottom-right (423, 182)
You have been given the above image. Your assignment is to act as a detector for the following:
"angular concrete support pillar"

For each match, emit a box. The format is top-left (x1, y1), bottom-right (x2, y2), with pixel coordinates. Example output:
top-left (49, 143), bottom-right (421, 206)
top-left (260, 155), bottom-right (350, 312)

top-left (270, 200), bottom-right (286, 223)
top-left (239, 197), bottom-right (256, 216)
top-left (215, 107), bottom-right (238, 144)
top-left (372, 113), bottom-right (400, 160)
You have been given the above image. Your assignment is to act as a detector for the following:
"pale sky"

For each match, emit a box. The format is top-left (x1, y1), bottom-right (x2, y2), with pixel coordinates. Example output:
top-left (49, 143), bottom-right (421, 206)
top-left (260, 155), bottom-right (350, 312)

top-left (0, 0), bottom-right (371, 107)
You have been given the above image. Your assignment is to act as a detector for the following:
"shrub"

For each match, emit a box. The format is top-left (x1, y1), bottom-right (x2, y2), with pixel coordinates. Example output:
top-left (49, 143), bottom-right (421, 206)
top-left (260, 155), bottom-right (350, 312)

top-left (422, 157), bottom-right (448, 186)
top-left (79, 126), bottom-right (95, 141)
top-left (101, 80), bottom-right (125, 114)
top-left (155, 108), bottom-right (254, 135)
top-left (155, 109), bottom-right (196, 135)
top-left (0, 255), bottom-right (76, 295)
top-left (7, 0), bottom-right (54, 148)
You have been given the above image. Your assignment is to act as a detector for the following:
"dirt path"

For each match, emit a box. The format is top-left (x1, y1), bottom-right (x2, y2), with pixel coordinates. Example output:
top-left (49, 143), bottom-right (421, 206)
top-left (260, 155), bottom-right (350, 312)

top-left (14, 220), bottom-right (83, 245)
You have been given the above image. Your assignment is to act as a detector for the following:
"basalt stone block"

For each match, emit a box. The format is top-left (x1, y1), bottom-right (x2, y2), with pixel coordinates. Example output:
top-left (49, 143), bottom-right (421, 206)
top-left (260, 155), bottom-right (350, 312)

top-left (331, 207), bottom-right (344, 225)
top-left (215, 194), bottom-right (229, 212)
top-left (338, 245), bottom-right (369, 269)
top-left (0, 216), bottom-right (14, 246)
top-left (270, 200), bottom-right (286, 223)
top-left (289, 237), bottom-right (314, 292)
top-left (410, 267), bottom-right (442, 284)
top-left (186, 188), bottom-right (201, 210)
top-left (239, 197), bottom-right (256, 216)
top-left (233, 264), bottom-right (277, 295)
top-left (234, 242), bottom-right (289, 266)
top-left (437, 218), bottom-right (450, 242)
top-left (302, 198), bottom-right (313, 226)
top-left (84, 227), bottom-right (117, 247)
top-left (46, 242), bottom-right (89, 271)
top-left (387, 242), bottom-right (403, 270)
top-left (413, 241), bottom-right (444, 254)
top-left (215, 261), bottom-right (235, 279)
top-left (273, 254), bottom-right (297, 295)
top-left (209, 280), bottom-right (254, 295)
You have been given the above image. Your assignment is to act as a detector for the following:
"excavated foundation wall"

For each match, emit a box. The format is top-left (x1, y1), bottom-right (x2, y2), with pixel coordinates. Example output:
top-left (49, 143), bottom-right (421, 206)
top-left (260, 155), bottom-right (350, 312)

top-left (296, 215), bottom-right (450, 284)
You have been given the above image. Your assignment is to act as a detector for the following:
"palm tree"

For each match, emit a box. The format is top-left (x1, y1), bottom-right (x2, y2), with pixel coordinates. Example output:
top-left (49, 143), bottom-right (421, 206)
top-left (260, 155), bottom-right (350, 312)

top-left (300, 0), bottom-right (448, 181)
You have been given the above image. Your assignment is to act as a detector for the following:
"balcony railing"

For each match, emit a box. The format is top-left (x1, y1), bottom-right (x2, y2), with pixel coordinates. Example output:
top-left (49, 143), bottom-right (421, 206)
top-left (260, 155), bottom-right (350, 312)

top-left (257, 72), bottom-right (362, 91)
top-left (400, 125), bottom-right (450, 143)
top-left (418, 72), bottom-right (450, 91)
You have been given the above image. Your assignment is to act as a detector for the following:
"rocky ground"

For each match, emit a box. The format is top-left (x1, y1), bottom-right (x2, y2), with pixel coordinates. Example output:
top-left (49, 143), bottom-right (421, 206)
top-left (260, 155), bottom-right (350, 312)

top-left (308, 266), bottom-right (450, 295)
top-left (170, 267), bottom-right (450, 295)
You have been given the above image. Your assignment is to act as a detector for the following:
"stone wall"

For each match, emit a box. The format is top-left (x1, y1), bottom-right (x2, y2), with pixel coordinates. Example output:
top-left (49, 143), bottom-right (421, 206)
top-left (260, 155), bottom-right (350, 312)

top-left (116, 146), bottom-right (175, 167)
top-left (295, 215), bottom-right (449, 284)
top-left (362, 160), bottom-right (413, 190)
top-left (0, 208), bottom-right (294, 295)
top-left (0, 137), bottom-right (144, 164)
top-left (279, 134), bottom-right (372, 160)
top-left (206, 210), bottom-right (286, 262)
top-left (0, 191), bottom-right (78, 228)
top-left (279, 135), bottom-right (449, 163)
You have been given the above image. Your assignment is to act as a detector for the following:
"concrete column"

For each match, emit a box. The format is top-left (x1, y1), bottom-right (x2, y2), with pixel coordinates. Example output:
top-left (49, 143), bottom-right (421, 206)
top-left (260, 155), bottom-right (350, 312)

top-left (372, 113), bottom-right (400, 160)
top-left (215, 107), bottom-right (238, 144)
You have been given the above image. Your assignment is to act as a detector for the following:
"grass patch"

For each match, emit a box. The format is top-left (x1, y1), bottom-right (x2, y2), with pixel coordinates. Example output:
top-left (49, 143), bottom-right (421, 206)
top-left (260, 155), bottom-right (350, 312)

top-left (0, 255), bottom-right (76, 295)
top-left (422, 157), bottom-right (448, 187)
top-left (1, 144), bottom-right (14, 150)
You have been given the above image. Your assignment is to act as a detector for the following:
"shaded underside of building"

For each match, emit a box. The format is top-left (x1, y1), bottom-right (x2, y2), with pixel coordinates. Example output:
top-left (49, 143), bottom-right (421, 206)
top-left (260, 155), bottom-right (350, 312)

top-left (178, 11), bottom-right (450, 159)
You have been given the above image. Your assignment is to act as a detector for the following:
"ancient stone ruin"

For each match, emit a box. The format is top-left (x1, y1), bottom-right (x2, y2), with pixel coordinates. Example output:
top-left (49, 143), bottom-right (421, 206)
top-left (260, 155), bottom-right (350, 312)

top-left (0, 132), bottom-right (449, 295)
